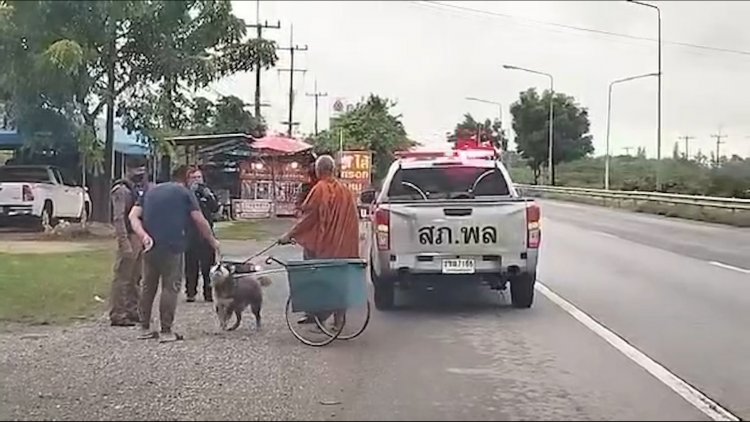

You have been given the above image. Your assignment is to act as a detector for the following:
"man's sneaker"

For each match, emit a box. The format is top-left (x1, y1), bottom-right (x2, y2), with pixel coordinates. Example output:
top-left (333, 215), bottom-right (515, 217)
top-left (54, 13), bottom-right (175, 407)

top-left (137, 327), bottom-right (158, 340)
top-left (204, 294), bottom-right (213, 303)
top-left (158, 332), bottom-right (184, 343)
top-left (186, 296), bottom-right (196, 303)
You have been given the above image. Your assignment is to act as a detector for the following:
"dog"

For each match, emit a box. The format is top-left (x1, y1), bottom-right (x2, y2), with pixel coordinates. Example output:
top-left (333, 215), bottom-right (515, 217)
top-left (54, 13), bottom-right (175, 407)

top-left (209, 263), bottom-right (273, 331)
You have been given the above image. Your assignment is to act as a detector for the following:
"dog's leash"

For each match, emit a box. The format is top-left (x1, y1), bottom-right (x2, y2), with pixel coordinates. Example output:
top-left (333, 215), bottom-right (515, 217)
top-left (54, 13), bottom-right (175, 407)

top-left (240, 240), bottom-right (280, 265)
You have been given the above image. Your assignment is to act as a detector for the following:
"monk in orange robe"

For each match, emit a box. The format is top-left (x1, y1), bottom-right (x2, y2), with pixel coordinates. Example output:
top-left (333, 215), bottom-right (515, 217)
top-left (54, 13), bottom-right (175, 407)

top-left (279, 155), bottom-right (360, 328)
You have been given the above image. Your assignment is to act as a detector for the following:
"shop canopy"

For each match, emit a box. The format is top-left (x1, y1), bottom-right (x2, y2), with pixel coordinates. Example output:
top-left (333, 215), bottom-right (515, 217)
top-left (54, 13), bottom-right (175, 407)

top-left (251, 134), bottom-right (312, 155)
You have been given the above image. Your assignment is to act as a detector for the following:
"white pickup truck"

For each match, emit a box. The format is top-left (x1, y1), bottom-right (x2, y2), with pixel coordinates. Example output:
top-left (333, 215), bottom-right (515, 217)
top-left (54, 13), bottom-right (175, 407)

top-left (360, 150), bottom-right (541, 310)
top-left (0, 165), bottom-right (91, 229)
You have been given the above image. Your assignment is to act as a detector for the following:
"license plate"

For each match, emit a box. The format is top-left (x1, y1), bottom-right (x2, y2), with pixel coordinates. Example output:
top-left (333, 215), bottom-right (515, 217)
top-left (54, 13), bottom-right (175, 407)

top-left (441, 259), bottom-right (475, 274)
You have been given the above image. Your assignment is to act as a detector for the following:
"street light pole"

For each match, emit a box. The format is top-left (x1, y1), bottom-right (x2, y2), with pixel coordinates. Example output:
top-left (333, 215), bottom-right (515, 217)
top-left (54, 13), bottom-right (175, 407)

top-left (465, 96), bottom-right (503, 135)
top-left (605, 73), bottom-right (659, 190)
top-left (503, 65), bottom-right (555, 184)
top-left (627, 0), bottom-right (662, 190)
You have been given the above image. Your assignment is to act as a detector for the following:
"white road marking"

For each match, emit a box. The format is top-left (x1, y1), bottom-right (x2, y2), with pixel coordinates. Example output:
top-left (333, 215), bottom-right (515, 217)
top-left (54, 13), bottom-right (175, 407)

top-left (596, 231), bottom-right (620, 240)
top-left (536, 282), bottom-right (740, 422)
top-left (709, 261), bottom-right (750, 275)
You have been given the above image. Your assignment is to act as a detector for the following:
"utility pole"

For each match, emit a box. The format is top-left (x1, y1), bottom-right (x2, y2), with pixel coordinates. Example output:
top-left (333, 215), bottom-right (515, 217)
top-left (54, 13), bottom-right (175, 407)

top-left (306, 79), bottom-right (327, 136)
top-left (246, 0), bottom-right (280, 120)
top-left (710, 130), bottom-right (727, 167)
top-left (678, 135), bottom-right (695, 159)
top-left (623, 146), bottom-right (635, 156)
top-left (277, 24), bottom-right (308, 137)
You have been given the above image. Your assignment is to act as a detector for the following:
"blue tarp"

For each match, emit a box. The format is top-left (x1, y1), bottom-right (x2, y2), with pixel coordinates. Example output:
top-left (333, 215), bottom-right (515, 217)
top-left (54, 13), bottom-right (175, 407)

top-left (96, 120), bottom-right (151, 156)
top-left (0, 130), bottom-right (22, 148)
top-left (0, 123), bottom-right (151, 156)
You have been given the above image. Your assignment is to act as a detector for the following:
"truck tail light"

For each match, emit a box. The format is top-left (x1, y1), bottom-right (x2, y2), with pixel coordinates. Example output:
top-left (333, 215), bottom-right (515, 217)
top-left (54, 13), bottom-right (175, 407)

top-left (526, 202), bottom-right (541, 249)
top-left (374, 208), bottom-right (390, 251)
top-left (22, 185), bottom-right (34, 202)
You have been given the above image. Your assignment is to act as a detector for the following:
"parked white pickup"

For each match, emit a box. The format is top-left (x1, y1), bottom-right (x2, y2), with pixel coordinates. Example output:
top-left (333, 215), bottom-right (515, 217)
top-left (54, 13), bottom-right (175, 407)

top-left (0, 165), bottom-right (91, 229)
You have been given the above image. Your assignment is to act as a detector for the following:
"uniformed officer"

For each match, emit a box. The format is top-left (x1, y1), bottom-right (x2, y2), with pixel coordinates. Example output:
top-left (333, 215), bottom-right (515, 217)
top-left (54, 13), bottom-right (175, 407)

top-left (109, 156), bottom-right (150, 326)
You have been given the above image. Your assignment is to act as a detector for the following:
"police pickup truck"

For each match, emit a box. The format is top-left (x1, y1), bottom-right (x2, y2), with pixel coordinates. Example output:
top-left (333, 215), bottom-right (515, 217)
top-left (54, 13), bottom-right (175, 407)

top-left (359, 149), bottom-right (541, 310)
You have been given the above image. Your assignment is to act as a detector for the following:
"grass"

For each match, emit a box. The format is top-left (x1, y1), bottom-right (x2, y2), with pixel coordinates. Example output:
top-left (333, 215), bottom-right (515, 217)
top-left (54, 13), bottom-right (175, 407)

top-left (0, 248), bottom-right (114, 325)
top-left (214, 220), bottom-right (270, 241)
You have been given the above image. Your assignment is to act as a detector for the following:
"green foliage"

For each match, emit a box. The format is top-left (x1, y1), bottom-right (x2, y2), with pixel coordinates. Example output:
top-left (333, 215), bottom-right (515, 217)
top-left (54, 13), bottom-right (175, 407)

top-left (0, 0), bottom-right (277, 159)
top-left (312, 94), bottom-right (416, 179)
top-left (213, 96), bottom-right (265, 136)
top-left (448, 113), bottom-right (508, 151)
top-left (510, 88), bottom-right (594, 183)
top-left (533, 155), bottom-right (750, 199)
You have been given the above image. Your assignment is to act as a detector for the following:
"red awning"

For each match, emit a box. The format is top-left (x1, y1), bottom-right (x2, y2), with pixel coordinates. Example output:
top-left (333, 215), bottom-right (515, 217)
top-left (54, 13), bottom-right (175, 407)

top-left (251, 134), bottom-right (312, 155)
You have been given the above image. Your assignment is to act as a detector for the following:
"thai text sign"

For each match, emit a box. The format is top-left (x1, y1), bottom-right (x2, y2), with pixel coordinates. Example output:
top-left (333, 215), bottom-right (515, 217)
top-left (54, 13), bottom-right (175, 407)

top-left (339, 151), bottom-right (372, 197)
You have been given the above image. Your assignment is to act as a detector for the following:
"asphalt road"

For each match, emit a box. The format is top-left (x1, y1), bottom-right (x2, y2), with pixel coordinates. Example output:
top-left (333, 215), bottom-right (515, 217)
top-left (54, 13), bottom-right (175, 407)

top-left (537, 200), bottom-right (750, 420)
top-left (2, 203), bottom-right (747, 420)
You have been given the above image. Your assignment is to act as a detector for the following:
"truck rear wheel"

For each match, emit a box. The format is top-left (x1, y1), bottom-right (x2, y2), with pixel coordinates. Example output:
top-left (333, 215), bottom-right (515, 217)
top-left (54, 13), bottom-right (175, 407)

top-left (371, 265), bottom-right (395, 310)
top-left (510, 272), bottom-right (535, 308)
top-left (38, 202), bottom-right (55, 232)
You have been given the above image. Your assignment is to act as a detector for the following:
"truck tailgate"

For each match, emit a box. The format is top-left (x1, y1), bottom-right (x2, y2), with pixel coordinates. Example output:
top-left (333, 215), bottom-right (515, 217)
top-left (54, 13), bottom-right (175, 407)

top-left (387, 200), bottom-right (529, 256)
top-left (0, 183), bottom-right (25, 204)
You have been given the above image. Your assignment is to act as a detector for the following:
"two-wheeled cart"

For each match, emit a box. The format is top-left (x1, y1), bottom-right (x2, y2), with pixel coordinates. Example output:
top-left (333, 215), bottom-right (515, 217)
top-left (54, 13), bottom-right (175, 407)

top-left (221, 242), bottom-right (371, 347)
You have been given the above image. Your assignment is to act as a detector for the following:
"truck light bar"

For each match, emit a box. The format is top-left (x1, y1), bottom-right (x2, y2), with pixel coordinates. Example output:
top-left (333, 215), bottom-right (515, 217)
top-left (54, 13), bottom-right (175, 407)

top-left (395, 148), bottom-right (500, 161)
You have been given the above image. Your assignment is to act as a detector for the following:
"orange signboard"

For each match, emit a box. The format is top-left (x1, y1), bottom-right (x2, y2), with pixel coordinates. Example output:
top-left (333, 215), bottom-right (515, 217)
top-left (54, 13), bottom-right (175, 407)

top-left (339, 151), bottom-right (372, 198)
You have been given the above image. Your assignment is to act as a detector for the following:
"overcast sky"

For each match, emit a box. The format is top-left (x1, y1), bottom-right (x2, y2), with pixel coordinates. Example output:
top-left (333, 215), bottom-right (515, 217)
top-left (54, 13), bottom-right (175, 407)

top-left (212, 1), bottom-right (750, 158)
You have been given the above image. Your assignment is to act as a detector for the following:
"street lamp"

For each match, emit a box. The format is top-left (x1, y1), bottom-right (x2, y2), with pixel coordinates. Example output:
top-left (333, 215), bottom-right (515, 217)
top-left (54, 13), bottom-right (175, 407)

top-left (465, 96), bottom-right (503, 144)
top-left (627, 0), bottom-right (662, 190)
top-left (605, 72), bottom-right (659, 190)
top-left (465, 97), bottom-right (503, 124)
top-left (503, 64), bottom-right (555, 185)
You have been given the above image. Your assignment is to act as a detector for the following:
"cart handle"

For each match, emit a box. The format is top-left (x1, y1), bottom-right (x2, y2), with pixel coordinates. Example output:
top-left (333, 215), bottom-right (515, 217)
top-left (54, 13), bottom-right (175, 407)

top-left (265, 256), bottom-right (288, 267)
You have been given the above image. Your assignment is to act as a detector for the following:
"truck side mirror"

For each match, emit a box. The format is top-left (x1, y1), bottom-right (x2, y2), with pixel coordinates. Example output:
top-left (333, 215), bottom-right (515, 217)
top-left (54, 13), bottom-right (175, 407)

top-left (359, 189), bottom-right (376, 204)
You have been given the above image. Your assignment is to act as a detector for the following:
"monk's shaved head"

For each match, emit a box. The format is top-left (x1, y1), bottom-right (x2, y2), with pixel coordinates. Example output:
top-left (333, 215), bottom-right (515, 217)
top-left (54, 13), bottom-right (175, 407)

top-left (315, 155), bottom-right (336, 177)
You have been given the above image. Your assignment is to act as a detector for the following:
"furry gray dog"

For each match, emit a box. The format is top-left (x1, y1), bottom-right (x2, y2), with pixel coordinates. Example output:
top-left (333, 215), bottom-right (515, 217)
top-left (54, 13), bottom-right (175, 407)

top-left (209, 263), bottom-right (272, 331)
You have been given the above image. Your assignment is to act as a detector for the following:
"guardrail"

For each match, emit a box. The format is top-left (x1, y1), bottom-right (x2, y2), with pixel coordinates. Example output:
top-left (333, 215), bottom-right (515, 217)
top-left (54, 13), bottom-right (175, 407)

top-left (516, 184), bottom-right (750, 212)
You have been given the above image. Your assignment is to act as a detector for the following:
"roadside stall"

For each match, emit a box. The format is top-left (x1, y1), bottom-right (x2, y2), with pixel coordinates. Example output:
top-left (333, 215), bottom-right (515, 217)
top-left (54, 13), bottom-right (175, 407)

top-left (236, 134), bottom-right (314, 218)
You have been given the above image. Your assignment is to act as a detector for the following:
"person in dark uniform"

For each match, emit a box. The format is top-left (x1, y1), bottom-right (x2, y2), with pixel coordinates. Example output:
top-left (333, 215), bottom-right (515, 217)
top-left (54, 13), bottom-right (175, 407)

top-left (184, 167), bottom-right (220, 302)
top-left (109, 156), bottom-right (151, 326)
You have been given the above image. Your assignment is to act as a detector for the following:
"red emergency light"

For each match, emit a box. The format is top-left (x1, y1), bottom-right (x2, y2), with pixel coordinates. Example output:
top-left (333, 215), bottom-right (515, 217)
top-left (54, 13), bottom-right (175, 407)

top-left (395, 148), bottom-right (499, 162)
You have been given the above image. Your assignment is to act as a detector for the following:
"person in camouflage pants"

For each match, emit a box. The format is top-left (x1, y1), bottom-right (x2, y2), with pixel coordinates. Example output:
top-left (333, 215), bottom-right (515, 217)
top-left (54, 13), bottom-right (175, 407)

top-left (109, 156), bottom-right (150, 327)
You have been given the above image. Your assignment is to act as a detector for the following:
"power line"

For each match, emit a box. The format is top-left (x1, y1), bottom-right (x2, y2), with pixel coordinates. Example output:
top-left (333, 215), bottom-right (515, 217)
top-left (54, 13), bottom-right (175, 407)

top-left (306, 79), bottom-right (328, 137)
top-left (277, 24), bottom-right (308, 137)
top-left (710, 130), bottom-right (727, 167)
top-left (678, 135), bottom-right (695, 159)
top-left (413, 1), bottom-right (750, 58)
top-left (247, 0), bottom-right (280, 120)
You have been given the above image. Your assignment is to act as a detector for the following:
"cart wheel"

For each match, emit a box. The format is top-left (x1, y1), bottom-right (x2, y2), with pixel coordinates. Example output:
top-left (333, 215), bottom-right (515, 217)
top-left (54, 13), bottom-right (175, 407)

top-left (315, 301), bottom-right (371, 341)
top-left (285, 296), bottom-right (345, 347)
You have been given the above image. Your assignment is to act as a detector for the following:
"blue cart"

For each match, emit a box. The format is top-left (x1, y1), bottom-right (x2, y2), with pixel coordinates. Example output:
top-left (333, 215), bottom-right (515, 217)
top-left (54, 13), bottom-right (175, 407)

top-left (266, 256), bottom-right (372, 347)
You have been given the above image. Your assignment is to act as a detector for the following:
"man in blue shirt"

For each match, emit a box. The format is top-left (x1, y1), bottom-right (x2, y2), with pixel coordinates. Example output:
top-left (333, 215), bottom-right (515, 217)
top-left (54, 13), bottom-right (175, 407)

top-left (129, 165), bottom-right (220, 343)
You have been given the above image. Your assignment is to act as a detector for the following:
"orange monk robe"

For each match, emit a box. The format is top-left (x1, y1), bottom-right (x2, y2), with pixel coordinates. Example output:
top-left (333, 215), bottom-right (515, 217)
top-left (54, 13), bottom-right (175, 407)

top-left (289, 176), bottom-right (359, 259)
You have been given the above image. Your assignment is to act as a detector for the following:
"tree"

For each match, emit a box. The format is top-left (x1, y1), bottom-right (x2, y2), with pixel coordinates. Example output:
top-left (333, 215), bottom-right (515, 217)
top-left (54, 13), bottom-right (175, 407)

top-left (695, 149), bottom-right (708, 166)
top-left (448, 113), bottom-right (508, 151)
top-left (312, 94), bottom-right (416, 179)
top-left (636, 147), bottom-right (647, 159)
top-left (510, 88), bottom-right (594, 184)
top-left (0, 0), bottom-right (277, 220)
top-left (213, 96), bottom-right (265, 137)
top-left (672, 142), bottom-right (681, 160)
top-left (190, 97), bottom-right (215, 132)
